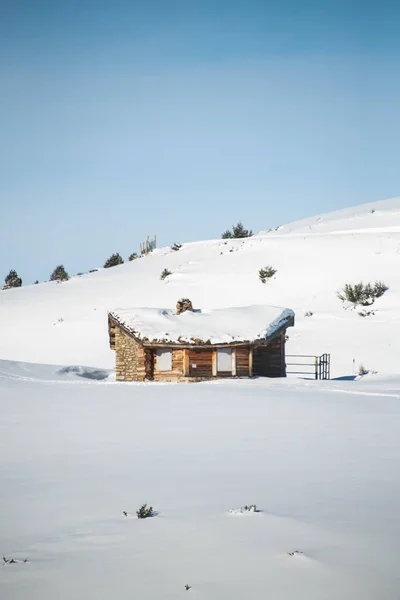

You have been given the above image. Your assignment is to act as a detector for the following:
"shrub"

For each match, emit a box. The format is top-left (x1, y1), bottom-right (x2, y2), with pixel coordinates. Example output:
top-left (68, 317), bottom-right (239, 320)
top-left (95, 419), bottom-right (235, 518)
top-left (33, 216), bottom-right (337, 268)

top-left (304, 311), bottom-right (313, 317)
top-left (337, 281), bottom-right (388, 309)
top-left (171, 243), bottom-right (182, 251)
top-left (136, 503), bottom-right (155, 519)
top-left (89, 268), bottom-right (98, 273)
top-left (128, 252), bottom-right (138, 261)
top-left (243, 504), bottom-right (258, 512)
top-left (50, 265), bottom-right (69, 281)
top-left (372, 281), bottom-right (389, 298)
top-left (3, 269), bottom-right (22, 289)
top-left (160, 268), bottom-right (172, 280)
top-left (358, 309), bottom-right (375, 317)
top-left (104, 253), bottom-right (124, 268)
top-left (221, 221), bottom-right (252, 239)
top-left (259, 266), bottom-right (277, 283)
top-left (3, 556), bottom-right (28, 565)
top-left (228, 504), bottom-right (260, 514)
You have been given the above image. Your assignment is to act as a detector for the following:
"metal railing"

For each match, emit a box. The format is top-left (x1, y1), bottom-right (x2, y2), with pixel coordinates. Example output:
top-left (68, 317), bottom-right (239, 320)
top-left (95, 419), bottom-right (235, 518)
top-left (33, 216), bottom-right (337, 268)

top-left (286, 353), bottom-right (331, 380)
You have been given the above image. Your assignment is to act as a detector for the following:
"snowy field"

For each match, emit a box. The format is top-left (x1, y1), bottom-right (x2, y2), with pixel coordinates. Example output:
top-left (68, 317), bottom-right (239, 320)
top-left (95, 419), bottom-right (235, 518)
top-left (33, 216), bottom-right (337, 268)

top-left (1, 361), bottom-right (400, 599)
top-left (1, 198), bottom-right (400, 598)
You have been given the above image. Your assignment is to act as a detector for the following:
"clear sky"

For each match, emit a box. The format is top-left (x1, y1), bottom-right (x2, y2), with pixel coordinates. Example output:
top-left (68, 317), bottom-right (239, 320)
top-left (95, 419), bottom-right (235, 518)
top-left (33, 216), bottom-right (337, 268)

top-left (1, 0), bottom-right (400, 283)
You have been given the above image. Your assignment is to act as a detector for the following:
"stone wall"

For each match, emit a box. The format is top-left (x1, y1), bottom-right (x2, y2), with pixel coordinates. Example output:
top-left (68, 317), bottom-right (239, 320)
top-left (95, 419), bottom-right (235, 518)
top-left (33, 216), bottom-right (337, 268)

top-left (115, 327), bottom-right (146, 381)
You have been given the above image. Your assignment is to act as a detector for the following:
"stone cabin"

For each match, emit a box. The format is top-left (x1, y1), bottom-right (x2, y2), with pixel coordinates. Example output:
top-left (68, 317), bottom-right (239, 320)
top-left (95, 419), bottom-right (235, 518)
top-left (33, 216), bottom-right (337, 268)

top-left (108, 299), bottom-right (295, 382)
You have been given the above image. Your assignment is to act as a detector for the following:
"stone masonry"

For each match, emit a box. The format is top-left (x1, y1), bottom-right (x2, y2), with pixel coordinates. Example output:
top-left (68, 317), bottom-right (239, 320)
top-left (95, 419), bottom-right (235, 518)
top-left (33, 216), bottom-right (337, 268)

top-left (115, 327), bottom-right (146, 381)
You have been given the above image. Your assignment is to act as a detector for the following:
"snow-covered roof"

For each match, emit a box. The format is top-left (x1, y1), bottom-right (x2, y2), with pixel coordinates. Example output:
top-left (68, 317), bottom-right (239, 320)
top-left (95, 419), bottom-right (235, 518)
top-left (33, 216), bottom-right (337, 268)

top-left (109, 305), bottom-right (294, 346)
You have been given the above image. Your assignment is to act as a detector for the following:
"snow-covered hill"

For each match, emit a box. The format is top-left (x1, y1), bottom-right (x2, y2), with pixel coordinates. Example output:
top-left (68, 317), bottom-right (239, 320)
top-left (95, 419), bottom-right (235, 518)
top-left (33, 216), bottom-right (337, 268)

top-left (1, 197), bottom-right (400, 377)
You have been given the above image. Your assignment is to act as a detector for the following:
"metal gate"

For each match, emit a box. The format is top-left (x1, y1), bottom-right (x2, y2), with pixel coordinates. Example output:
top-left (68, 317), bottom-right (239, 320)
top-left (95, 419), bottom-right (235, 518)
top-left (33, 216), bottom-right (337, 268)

top-left (286, 354), bottom-right (331, 380)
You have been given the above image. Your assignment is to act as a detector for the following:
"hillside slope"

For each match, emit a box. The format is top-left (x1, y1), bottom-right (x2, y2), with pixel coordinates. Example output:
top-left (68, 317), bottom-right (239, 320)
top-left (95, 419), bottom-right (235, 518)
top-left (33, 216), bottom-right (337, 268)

top-left (1, 197), bottom-right (399, 377)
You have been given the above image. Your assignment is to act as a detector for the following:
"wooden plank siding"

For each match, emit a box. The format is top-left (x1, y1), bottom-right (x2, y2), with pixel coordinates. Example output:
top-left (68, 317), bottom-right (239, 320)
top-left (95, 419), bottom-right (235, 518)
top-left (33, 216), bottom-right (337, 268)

top-left (253, 334), bottom-right (286, 378)
top-left (152, 349), bottom-right (185, 381)
top-left (109, 321), bottom-right (116, 350)
top-left (236, 347), bottom-right (250, 377)
top-left (188, 349), bottom-right (213, 377)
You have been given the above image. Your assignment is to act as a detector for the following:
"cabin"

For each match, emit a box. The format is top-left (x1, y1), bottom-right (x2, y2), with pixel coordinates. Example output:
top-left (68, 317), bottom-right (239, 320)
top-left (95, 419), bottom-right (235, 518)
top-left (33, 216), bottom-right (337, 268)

top-left (108, 299), bottom-right (295, 382)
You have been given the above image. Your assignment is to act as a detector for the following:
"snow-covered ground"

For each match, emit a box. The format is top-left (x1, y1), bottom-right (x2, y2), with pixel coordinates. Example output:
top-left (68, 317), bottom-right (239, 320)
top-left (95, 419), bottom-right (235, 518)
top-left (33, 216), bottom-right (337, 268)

top-left (1, 361), bottom-right (400, 600)
top-left (1, 196), bottom-right (400, 376)
top-left (1, 197), bottom-right (400, 598)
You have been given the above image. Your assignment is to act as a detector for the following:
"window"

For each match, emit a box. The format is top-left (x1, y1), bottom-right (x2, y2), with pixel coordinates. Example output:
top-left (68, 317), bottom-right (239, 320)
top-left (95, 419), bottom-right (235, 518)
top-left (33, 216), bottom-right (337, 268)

top-left (155, 349), bottom-right (172, 371)
top-left (217, 348), bottom-right (232, 372)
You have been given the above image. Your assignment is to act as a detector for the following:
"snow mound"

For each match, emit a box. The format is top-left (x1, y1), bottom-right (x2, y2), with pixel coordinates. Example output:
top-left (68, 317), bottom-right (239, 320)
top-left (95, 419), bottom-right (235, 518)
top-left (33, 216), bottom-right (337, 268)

top-left (262, 196), bottom-right (400, 236)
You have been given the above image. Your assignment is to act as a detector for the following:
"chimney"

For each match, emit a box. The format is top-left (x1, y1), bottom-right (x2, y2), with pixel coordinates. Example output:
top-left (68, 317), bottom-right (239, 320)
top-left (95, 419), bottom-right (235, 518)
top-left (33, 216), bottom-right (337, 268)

top-left (176, 298), bottom-right (194, 315)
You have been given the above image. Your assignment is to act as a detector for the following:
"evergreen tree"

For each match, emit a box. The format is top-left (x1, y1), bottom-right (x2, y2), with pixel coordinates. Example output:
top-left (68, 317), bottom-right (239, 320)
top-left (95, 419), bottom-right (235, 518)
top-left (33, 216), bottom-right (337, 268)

top-left (221, 221), bottom-right (252, 239)
top-left (50, 265), bottom-right (69, 281)
top-left (104, 253), bottom-right (124, 268)
top-left (3, 269), bottom-right (22, 289)
top-left (231, 221), bottom-right (252, 238)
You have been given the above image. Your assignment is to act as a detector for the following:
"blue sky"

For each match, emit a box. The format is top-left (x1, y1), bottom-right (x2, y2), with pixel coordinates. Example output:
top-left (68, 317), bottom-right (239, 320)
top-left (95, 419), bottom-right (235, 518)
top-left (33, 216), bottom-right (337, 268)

top-left (1, 0), bottom-right (400, 283)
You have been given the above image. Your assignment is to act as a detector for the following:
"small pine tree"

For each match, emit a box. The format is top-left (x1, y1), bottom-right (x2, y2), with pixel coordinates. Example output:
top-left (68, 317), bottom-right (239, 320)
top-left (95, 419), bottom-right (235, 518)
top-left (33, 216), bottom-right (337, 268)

top-left (104, 253), bottom-right (124, 268)
top-left (371, 281), bottom-right (388, 298)
top-left (337, 281), bottom-right (388, 309)
top-left (232, 221), bottom-right (252, 238)
top-left (50, 265), bottom-right (69, 282)
top-left (3, 269), bottom-right (22, 289)
top-left (160, 268), bottom-right (172, 280)
top-left (136, 503), bottom-right (154, 519)
top-left (128, 253), bottom-right (138, 261)
top-left (259, 266), bottom-right (277, 283)
top-left (221, 221), bottom-right (252, 239)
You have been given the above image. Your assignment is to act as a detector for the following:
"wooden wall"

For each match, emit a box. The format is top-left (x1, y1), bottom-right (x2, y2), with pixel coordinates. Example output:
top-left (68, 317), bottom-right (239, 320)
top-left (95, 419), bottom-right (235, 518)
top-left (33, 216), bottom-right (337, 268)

top-left (152, 349), bottom-right (186, 381)
top-left (253, 334), bottom-right (286, 377)
top-left (236, 347), bottom-right (250, 377)
top-left (109, 320), bottom-right (116, 350)
top-left (188, 349), bottom-right (213, 377)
